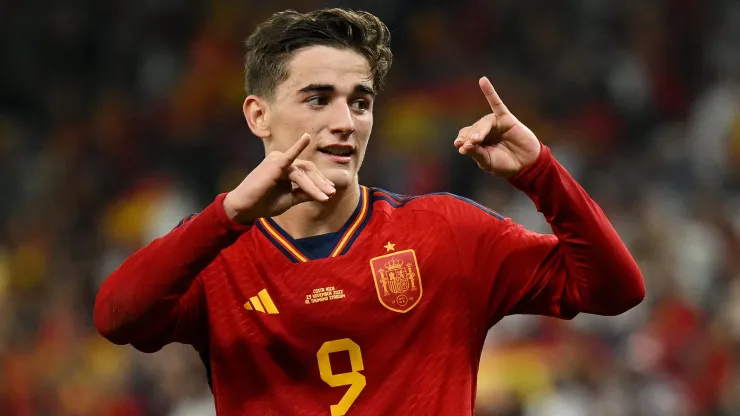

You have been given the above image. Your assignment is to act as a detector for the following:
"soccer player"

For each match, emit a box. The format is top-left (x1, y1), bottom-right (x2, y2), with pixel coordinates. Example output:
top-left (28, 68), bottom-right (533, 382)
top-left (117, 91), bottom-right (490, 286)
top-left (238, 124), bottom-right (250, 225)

top-left (94, 8), bottom-right (645, 416)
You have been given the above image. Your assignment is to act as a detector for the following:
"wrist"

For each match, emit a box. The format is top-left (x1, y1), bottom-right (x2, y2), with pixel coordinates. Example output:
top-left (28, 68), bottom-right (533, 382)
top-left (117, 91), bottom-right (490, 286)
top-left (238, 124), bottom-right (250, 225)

top-left (223, 193), bottom-right (254, 225)
top-left (211, 193), bottom-right (254, 232)
top-left (508, 143), bottom-right (553, 190)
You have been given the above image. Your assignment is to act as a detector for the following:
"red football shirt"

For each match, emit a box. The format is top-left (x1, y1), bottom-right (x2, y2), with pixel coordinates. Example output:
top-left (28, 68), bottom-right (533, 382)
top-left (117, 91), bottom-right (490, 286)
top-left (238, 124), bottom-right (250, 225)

top-left (94, 145), bottom-right (644, 415)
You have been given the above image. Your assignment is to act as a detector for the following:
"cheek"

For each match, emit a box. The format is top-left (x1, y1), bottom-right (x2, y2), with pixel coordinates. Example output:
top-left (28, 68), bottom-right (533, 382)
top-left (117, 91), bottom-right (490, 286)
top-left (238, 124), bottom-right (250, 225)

top-left (270, 108), bottom-right (320, 145)
top-left (353, 120), bottom-right (372, 169)
top-left (277, 111), bottom-right (312, 132)
top-left (355, 116), bottom-right (373, 147)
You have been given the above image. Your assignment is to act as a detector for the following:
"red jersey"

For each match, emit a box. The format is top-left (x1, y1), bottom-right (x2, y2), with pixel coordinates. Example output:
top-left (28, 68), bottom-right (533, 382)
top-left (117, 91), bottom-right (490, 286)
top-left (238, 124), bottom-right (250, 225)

top-left (94, 145), bottom-right (644, 415)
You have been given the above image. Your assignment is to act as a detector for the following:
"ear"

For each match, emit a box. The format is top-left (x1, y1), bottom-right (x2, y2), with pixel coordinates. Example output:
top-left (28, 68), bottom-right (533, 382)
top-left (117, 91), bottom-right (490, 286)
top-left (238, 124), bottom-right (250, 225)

top-left (243, 95), bottom-right (270, 138)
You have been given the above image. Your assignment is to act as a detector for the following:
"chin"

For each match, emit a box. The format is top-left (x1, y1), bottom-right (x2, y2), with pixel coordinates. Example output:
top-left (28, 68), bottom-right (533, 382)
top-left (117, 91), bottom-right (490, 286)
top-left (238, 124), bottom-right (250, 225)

top-left (324, 168), bottom-right (356, 190)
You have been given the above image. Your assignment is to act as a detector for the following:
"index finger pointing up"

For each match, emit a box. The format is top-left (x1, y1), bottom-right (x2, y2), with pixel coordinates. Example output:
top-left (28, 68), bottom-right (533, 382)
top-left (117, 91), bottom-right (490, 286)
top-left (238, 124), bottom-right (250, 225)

top-left (479, 77), bottom-right (508, 115)
top-left (283, 133), bottom-right (312, 163)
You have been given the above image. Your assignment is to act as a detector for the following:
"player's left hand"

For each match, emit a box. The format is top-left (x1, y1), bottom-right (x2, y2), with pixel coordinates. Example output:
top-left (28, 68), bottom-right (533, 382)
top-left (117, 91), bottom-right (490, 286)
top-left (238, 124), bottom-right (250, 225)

top-left (454, 77), bottom-right (541, 178)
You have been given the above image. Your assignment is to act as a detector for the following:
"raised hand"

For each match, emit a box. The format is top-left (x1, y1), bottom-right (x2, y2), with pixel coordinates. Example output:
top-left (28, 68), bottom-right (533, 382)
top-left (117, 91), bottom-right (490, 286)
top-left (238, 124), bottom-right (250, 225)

top-left (223, 133), bottom-right (336, 224)
top-left (454, 77), bottom-right (541, 178)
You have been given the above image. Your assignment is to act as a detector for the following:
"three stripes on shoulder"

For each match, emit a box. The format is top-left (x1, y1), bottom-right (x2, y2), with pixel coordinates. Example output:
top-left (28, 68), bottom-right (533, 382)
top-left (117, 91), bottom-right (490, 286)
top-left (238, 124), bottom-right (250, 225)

top-left (244, 289), bottom-right (279, 314)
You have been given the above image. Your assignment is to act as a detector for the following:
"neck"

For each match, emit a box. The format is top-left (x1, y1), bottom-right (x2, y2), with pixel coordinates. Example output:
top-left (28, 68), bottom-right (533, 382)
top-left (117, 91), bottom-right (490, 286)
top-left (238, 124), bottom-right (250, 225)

top-left (272, 182), bottom-right (361, 239)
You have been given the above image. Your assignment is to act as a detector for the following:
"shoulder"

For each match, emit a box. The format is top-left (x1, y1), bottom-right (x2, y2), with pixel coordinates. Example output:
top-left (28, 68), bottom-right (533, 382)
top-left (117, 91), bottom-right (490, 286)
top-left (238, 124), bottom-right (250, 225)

top-left (369, 187), bottom-right (505, 223)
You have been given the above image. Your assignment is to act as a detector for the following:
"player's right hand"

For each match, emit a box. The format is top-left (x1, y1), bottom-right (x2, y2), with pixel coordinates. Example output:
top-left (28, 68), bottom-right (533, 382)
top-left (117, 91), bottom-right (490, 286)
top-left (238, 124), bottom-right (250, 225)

top-left (223, 133), bottom-right (336, 224)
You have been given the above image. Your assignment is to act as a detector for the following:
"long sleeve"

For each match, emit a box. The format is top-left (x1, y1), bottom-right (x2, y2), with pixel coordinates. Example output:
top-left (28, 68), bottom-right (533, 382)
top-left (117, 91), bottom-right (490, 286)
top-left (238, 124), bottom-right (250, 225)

top-left (93, 193), bottom-right (251, 352)
top-left (506, 143), bottom-right (645, 316)
top-left (449, 144), bottom-right (645, 325)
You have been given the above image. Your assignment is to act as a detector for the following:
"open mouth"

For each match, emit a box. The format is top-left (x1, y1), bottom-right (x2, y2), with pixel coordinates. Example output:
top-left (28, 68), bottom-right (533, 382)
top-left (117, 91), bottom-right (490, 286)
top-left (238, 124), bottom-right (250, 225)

top-left (318, 145), bottom-right (354, 158)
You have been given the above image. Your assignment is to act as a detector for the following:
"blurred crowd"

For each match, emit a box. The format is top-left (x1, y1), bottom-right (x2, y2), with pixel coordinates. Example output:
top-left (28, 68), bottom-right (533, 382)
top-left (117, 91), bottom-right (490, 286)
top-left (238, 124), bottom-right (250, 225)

top-left (1, 0), bottom-right (740, 415)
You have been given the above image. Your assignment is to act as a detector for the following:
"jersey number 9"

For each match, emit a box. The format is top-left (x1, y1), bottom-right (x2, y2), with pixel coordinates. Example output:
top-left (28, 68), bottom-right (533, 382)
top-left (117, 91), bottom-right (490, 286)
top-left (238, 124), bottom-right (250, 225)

top-left (317, 338), bottom-right (366, 416)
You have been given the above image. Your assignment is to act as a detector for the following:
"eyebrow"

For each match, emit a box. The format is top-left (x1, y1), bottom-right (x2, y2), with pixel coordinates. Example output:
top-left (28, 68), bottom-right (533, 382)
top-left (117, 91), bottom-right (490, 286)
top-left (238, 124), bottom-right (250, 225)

top-left (297, 83), bottom-right (376, 96)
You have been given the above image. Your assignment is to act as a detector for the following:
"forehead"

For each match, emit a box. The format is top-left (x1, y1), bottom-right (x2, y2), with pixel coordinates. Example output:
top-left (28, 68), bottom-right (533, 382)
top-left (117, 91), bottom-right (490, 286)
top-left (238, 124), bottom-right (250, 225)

top-left (279, 46), bottom-right (372, 94)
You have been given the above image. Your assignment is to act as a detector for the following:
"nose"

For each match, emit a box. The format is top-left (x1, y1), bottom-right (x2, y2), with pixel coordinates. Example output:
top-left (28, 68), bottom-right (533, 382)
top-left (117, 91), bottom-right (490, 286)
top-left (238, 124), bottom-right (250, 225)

top-left (329, 102), bottom-right (355, 137)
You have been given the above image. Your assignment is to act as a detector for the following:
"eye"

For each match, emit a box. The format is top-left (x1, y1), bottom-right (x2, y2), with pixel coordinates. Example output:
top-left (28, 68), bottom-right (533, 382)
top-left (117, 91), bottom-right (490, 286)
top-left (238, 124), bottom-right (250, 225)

top-left (350, 99), bottom-right (370, 111)
top-left (306, 96), bottom-right (329, 107)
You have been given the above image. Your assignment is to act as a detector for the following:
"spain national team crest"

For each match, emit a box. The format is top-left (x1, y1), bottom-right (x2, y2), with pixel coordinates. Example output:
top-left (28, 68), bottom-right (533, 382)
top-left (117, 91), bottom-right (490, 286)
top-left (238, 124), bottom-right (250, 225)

top-left (370, 249), bottom-right (422, 313)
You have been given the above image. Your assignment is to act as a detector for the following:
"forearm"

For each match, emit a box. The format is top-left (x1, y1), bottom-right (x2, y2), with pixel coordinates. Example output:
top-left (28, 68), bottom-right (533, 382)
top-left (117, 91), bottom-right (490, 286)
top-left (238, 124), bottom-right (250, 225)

top-left (93, 193), bottom-right (251, 344)
top-left (510, 144), bottom-right (645, 315)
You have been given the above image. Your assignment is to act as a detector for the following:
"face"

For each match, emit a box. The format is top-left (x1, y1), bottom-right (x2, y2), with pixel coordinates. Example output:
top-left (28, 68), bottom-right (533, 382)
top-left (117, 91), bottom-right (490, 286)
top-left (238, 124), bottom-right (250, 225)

top-left (246, 46), bottom-right (375, 190)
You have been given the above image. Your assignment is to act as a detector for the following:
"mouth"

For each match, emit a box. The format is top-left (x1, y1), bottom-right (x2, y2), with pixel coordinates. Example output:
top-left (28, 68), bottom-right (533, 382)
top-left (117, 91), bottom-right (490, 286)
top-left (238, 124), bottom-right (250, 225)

top-left (318, 145), bottom-right (354, 164)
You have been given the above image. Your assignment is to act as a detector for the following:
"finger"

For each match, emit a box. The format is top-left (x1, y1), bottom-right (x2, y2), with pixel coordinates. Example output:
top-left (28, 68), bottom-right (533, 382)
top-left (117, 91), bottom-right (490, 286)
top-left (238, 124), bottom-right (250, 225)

top-left (288, 165), bottom-right (329, 201)
top-left (282, 133), bottom-right (312, 165)
top-left (454, 127), bottom-right (470, 148)
top-left (294, 160), bottom-right (336, 191)
top-left (299, 163), bottom-right (336, 196)
top-left (479, 77), bottom-right (508, 115)
top-left (291, 189), bottom-right (315, 206)
top-left (459, 142), bottom-right (490, 167)
top-left (467, 118), bottom-right (494, 147)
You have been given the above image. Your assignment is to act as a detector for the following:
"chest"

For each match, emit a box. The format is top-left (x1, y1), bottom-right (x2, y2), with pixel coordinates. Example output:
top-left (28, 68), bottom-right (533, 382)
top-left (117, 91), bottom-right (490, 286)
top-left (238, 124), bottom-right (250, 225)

top-left (204, 220), bottom-right (477, 348)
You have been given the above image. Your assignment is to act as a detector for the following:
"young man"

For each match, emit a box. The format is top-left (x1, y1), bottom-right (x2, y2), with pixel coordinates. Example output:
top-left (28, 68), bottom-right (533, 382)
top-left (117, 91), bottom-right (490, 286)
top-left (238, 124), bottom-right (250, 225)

top-left (94, 8), bottom-right (645, 416)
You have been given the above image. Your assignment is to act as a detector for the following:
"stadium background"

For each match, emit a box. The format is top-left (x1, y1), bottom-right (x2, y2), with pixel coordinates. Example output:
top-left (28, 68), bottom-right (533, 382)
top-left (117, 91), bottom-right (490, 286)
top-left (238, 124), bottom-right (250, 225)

top-left (1, 0), bottom-right (740, 415)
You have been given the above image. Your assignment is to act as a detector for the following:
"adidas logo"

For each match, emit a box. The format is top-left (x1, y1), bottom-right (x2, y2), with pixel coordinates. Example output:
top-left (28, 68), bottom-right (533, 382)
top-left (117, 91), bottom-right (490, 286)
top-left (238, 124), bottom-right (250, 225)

top-left (244, 289), bottom-right (279, 314)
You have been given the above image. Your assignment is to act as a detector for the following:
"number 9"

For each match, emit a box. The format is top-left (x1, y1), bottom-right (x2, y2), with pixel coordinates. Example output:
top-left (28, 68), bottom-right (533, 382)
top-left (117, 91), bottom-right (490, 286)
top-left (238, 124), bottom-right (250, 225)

top-left (316, 338), bottom-right (366, 416)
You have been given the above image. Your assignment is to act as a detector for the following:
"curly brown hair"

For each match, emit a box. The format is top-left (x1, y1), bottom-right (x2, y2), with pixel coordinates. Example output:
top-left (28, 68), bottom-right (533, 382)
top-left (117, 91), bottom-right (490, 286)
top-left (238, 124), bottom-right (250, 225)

top-left (243, 8), bottom-right (393, 99)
